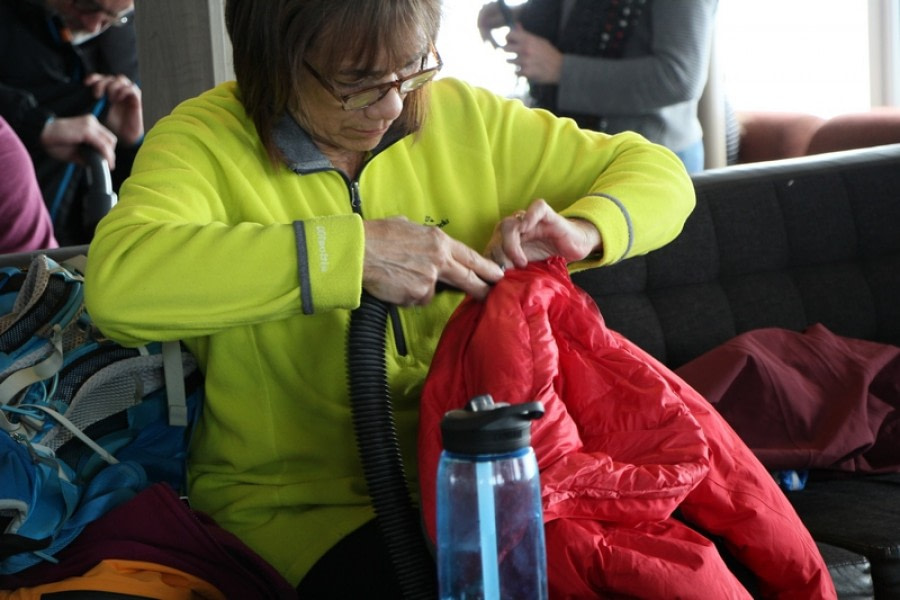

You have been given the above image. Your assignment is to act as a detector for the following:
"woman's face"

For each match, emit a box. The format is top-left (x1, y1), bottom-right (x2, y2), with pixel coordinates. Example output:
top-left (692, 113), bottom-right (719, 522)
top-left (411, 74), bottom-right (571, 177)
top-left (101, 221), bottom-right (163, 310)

top-left (293, 44), bottom-right (431, 156)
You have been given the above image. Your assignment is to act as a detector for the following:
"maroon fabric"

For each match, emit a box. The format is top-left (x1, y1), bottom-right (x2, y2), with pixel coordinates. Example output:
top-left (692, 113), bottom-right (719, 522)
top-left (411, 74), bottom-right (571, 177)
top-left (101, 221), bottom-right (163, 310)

top-left (0, 483), bottom-right (296, 598)
top-left (0, 116), bottom-right (58, 253)
top-left (676, 323), bottom-right (900, 473)
top-left (419, 258), bottom-right (835, 599)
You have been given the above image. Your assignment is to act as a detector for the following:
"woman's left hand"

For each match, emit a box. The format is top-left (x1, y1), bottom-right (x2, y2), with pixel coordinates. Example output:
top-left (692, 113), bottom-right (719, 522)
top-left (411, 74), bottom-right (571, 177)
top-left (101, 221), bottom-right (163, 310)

top-left (484, 199), bottom-right (602, 270)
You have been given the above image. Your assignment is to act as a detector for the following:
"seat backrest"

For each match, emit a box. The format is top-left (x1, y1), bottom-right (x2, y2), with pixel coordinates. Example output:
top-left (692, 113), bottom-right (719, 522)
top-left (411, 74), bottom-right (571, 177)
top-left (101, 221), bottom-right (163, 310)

top-left (0, 245), bottom-right (90, 270)
top-left (572, 144), bottom-right (900, 368)
top-left (807, 108), bottom-right (900, 155)
top-left (736, 111), bottom-right (825, 163)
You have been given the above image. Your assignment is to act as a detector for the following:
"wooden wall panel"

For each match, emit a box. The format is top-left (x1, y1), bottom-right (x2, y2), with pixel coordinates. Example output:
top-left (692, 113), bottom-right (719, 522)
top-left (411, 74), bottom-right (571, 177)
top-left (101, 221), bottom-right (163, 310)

top-left (134, 0), bottom-right (233, 128)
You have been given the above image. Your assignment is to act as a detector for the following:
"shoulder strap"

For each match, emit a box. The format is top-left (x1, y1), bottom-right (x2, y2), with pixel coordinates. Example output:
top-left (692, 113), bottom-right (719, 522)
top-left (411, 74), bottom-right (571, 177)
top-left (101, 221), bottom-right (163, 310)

top-left (162, 340), bottom-right (188, 427)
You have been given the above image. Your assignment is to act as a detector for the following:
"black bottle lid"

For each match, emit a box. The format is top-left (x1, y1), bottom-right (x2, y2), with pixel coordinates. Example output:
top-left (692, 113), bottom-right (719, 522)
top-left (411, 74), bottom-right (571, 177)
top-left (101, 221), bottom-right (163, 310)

top-left (440, 394), bottom-right (545, 455)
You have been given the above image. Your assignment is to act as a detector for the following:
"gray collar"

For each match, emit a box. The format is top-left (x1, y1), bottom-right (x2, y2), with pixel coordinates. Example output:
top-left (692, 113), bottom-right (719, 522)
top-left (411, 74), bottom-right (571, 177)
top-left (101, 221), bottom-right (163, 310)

top-left (273, 112), bottom-right (409, 174)
top-left (272, 113), bottom-right (332, 173)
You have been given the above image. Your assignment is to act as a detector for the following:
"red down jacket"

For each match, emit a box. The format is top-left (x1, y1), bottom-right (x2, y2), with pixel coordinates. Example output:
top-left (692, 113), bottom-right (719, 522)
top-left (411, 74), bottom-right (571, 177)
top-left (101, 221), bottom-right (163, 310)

top-left (418, 258), bottom-right (835, 599)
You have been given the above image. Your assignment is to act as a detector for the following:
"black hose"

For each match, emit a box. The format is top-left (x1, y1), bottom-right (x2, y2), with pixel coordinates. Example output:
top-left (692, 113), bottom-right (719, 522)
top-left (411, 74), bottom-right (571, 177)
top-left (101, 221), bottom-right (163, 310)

top-left (79, 145), bottom-right (117, 232)
top-left (347, 292), bottom-right (437, 599)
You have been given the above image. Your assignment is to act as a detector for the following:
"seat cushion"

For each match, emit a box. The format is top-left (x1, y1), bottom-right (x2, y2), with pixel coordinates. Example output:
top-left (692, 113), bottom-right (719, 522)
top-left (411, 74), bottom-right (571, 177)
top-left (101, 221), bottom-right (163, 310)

top-left (788, 474), bottom-right (900, 599)
top-left (816, 541), bottom-right (874, 600)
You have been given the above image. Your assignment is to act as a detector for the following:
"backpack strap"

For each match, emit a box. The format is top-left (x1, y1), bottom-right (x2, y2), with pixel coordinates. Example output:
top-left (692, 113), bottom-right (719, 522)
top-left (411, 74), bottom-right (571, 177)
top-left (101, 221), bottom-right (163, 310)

top-left (18, 403), bottom-right (120, 465)
top-left (0, 325), bottom-right (66, 406)
top-left (162, 341), bottom-right (188, 427)
top-left (60, 254), bottom-right (88, 276)
top-left (0, 255), bottom-right (82, 406)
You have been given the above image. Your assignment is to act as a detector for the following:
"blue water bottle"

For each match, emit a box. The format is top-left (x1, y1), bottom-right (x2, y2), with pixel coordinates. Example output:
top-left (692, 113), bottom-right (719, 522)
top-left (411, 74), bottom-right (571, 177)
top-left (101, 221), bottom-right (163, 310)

top-left (436, 394), bottom-right (548, 600)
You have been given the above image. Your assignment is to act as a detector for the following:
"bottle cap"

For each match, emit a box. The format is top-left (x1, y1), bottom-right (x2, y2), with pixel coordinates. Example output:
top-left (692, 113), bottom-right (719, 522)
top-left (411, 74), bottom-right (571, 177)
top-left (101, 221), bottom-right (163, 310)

top-left (440, 394), bottom-right (544, 454)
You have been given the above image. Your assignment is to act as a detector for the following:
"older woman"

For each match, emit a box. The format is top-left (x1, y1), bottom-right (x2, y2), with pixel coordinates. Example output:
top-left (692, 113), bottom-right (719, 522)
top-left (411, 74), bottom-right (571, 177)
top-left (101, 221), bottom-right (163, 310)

top-left (84, 0), bottom-right (693, 595)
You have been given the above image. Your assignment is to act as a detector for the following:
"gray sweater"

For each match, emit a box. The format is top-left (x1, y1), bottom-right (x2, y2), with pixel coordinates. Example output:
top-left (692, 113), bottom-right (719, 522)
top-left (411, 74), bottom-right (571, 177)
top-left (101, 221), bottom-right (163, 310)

top-left (550, 0), bottom-right (718, 153)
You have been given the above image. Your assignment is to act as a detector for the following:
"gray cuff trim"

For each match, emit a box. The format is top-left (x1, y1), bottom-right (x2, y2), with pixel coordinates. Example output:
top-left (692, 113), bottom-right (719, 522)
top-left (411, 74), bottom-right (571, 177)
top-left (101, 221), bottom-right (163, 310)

top-left (590, 193), bottom-right (633, 263)
top-left (293, 221), bottom-right (314, 314)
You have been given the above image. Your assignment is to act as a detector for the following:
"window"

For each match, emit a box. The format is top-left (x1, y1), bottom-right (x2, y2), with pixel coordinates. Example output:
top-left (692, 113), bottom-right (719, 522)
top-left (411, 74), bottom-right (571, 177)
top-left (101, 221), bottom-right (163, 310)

top-left (437, 0), bottom-right (522, 97)
top-left (718, 1), bottom-right (872, 117)
top-left (436, 1), bottom-right (898, 117)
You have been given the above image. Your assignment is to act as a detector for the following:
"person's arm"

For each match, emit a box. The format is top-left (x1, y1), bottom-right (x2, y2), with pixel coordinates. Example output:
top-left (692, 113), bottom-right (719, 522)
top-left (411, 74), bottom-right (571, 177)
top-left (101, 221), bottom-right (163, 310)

top-left (84, 85), bottom-right (372, 346)
top-left (0, 117), bottom-right (58, 253)
top-left (85, 80), bottom-right (694, 346)
top-left (0, 81), bottom-right (121, 166)
top-left (556, 0), bottom-right (718, 116)
top-left (0, 82), bottom-right (56, 152)
top-left (455, 80), bottom-right (694, 267)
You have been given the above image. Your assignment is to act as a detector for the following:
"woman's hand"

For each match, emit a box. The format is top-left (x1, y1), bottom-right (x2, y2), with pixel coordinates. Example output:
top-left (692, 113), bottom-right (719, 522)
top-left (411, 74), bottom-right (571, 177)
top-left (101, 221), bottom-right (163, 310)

top-left (484, 199), bottom-right (602, 270)
top-left (363, 217), bottom-right (505, 305)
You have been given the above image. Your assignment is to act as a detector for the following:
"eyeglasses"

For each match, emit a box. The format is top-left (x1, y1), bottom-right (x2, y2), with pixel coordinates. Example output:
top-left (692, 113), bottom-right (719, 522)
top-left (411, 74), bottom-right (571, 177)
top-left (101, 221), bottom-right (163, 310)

top-left (304, 45), bottom-right (443, 111)
top-left (70, 0), bottom-right (133, 27)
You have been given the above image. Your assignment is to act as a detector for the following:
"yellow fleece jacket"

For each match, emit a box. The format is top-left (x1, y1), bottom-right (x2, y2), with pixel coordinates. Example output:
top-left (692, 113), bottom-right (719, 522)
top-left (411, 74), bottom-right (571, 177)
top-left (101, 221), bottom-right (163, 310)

top-left (84, 77), bottom-right (694, 584)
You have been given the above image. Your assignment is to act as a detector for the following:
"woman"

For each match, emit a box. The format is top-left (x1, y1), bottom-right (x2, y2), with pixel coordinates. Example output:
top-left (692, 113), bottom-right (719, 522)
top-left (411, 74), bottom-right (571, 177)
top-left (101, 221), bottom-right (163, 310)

top-left (478, 0), bottom-right (718, 173)
top-left (84, 0), bottom-right (694, 595)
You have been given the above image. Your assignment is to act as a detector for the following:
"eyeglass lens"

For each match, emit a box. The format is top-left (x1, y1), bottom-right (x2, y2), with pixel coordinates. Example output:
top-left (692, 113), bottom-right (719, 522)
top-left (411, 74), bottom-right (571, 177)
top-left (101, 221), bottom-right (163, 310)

top-left (72, 0), bottom-right (132, 25)
top-left (342, 68), bottom-right (439, 110)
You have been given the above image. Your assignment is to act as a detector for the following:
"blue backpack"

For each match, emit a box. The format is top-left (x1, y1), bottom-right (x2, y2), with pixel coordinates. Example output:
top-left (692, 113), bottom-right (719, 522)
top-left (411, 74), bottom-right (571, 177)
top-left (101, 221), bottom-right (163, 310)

top-left (0, 255), bottom-right (203, 574)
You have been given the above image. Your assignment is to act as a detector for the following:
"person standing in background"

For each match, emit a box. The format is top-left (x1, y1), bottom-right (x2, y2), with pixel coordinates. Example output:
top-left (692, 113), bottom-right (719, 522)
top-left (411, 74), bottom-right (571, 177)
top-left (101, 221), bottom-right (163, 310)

top-left (0, 0), bottom-right (143, 245)
top-left (0, 115), bottom-right (58, 253)
top-left (478, 0), bottom-right (718, 173)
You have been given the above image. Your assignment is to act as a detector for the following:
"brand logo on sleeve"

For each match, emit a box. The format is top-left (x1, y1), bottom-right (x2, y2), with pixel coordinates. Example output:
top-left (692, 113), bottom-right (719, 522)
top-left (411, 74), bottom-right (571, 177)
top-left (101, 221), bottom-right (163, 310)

top-left (316, 225), bottom-right (329, 272)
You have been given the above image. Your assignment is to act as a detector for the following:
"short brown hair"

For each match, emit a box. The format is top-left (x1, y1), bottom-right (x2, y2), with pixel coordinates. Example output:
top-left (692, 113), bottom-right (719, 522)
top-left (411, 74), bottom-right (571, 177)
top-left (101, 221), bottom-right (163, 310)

top-left (225, 0), bottom-right (442, 165)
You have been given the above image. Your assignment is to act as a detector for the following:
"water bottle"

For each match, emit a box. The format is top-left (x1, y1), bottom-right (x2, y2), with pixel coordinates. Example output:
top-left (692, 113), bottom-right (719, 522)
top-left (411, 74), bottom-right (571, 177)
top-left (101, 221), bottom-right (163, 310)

top-left (436, 394), bottom-right (548, 600)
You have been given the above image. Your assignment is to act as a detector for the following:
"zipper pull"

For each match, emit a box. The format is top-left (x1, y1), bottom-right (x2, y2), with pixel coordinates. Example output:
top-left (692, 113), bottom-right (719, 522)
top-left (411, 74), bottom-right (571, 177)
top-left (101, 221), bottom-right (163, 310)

top-left (350, 180), bottom-right (362, 214)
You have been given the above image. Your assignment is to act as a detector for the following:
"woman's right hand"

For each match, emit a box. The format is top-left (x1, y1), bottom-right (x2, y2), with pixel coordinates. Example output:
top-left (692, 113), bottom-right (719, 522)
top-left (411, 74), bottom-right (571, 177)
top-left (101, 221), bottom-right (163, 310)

top-left (363, 217), bottom-right (505, 305)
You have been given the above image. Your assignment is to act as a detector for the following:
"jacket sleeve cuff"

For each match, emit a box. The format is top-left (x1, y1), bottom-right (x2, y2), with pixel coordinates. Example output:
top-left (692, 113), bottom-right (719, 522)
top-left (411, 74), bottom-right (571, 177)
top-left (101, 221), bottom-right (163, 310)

top-left (19, 106), bottom-right (56, 152)
top-left (561, 193), bottom-right (634, 265)
top-left (293, 215), bottom-right (365, 314)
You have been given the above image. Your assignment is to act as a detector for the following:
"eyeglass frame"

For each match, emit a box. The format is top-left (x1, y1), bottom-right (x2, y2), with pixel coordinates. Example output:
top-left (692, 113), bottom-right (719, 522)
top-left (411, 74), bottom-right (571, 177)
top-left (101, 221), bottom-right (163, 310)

top-left (70, 0), bottom-right (133, 27)
top-left (303, 44), bottom-right (443, 111)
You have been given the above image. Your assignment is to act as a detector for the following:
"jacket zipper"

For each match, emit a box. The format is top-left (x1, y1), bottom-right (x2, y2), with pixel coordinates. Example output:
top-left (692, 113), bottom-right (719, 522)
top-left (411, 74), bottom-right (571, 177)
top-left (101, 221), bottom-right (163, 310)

top-left (349, 180), bottom-right (408, 357)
